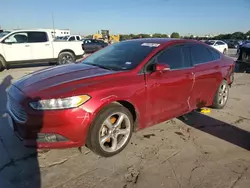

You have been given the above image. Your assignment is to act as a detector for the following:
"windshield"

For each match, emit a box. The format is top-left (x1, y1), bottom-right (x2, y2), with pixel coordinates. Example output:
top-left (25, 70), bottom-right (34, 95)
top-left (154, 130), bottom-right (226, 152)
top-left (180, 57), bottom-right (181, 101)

top-left (205, 41), bottom-right (215, 45)
top-left (0, 31), bottom-right (10, 38)
top-left (81, 40), bottom-right (159, 71)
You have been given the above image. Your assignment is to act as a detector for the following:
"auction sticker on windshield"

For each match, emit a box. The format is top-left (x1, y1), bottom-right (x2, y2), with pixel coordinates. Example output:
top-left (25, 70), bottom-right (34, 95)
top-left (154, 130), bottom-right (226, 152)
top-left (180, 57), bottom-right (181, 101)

top-left (141, 43), bottom-right (160, 47)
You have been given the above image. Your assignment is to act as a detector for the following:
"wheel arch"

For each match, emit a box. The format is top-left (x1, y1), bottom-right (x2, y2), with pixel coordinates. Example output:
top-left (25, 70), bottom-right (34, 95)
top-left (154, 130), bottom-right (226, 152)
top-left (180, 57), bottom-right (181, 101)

top-left (58, 49), bottom-right (76, 58)
top-left (92, 99), bottom-right (140, 132)
top-left (0, 54), bottom-right (7, 67)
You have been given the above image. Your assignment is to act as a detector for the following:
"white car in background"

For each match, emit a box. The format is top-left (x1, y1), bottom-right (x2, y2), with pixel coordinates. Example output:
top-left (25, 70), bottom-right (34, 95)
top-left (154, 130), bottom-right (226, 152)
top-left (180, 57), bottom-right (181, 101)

top-left (0, 29), bottom-right (84, 71)
top-left (60, 35), bottom-right (82, 41)
top-left (205, 40), bottom-right (228, 54)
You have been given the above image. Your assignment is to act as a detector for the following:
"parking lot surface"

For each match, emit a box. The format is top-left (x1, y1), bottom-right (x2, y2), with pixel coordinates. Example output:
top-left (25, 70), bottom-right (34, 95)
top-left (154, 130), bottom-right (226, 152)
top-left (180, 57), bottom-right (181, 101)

top-left (1, 49), bottom-right (250, 188)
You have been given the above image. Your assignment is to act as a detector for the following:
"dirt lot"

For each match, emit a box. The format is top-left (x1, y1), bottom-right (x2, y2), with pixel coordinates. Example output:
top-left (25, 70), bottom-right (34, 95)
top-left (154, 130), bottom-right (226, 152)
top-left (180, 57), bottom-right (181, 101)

top-left (1, 51), bottom-right (250, 188)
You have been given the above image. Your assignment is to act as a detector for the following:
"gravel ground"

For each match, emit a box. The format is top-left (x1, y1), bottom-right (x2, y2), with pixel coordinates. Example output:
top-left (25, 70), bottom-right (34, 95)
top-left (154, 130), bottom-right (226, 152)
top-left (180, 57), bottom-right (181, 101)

top-left (1, 49), bottom-right (250, 188)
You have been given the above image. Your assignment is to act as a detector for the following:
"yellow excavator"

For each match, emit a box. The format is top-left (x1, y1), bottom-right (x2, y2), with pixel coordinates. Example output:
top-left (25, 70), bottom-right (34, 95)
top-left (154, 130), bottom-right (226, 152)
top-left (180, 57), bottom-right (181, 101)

top-left (93, 30), bottom-right (120, 44)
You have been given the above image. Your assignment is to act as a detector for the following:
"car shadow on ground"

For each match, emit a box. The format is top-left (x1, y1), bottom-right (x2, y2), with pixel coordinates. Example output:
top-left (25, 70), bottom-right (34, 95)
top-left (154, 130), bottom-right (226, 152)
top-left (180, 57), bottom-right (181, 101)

top-left (0, 75), bottom-right (41, 188)
top-left (235, 61), bottom-right (250, 73)
top-left (179, 111), bottom-right (250, 150)
top-left (7, 62), bottom-right (52, 70)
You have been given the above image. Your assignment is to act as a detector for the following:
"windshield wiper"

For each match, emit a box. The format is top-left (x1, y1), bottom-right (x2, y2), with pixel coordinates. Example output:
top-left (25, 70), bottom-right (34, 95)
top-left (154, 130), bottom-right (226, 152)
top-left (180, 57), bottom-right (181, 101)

top-left (84, 63), bottom-right (116, 71)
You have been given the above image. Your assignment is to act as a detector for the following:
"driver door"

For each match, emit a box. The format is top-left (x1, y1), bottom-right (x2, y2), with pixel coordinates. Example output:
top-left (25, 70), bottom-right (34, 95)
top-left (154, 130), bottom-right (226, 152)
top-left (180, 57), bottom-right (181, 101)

top-left (144, 44), bottom-right (195, 126)
top-left (2, 32), bottom-right (32, 62)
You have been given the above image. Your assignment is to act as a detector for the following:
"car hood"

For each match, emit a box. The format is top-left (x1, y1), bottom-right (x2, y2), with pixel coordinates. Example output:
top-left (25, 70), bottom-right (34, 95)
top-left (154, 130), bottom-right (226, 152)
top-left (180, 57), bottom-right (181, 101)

top-left (13, 63), bottom-right (116, 98)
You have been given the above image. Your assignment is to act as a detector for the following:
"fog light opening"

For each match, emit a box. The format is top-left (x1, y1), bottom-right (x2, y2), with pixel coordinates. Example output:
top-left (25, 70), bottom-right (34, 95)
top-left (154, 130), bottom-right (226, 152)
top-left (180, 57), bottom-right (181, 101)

top-left (37, 133), bottom-right (68, 142)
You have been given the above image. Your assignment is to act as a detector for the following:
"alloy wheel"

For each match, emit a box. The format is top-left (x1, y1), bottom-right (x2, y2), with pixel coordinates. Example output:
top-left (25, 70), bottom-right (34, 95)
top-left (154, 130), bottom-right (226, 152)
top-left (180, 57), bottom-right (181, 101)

top-left (99, 112), bottom-right (131, 153)
top-left (60, 55), bottom-right (73, 64)
top-left (218, 83), bottom-right (228, 105)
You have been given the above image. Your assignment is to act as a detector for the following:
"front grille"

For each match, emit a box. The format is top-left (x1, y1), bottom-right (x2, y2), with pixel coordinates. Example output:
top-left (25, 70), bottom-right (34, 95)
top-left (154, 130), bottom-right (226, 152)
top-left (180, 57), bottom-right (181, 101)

top-left (7, 95), bottom-right (27, 123)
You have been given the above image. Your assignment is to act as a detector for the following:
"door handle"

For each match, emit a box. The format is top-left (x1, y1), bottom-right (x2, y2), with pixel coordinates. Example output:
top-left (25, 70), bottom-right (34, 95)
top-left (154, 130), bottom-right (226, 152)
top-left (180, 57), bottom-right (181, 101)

top-left (45, 44), bottom-right (50, 46)
top-left (25, 45), bottom-right (30, 47)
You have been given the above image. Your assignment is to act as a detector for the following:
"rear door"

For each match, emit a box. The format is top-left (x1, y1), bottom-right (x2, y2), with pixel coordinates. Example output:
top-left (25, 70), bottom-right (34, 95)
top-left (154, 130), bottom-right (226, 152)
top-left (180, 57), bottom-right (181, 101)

top-left (189, 43), bottom-right (222, 109)
top-left (28, 31), bottom-right (53, 60)
top-left (145, 44), bottom-right (195, 126)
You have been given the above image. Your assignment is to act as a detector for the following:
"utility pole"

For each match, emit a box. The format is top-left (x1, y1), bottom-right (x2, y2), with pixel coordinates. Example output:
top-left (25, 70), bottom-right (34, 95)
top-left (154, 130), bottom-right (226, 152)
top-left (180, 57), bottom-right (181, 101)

top-left (52, 12), bottom-right (55, 37)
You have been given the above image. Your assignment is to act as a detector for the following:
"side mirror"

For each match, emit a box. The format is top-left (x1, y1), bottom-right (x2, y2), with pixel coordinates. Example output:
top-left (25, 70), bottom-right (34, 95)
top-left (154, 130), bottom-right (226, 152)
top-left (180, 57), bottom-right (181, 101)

top-left (155, 63), bottom-right (170, 72)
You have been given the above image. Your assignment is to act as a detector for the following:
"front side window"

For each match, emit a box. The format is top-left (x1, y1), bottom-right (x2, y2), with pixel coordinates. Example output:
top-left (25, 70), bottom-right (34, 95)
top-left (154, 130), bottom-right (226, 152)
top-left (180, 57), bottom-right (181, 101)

top-left (82, 41), bottom-right (158, 71)
top-left (190, 44), bottom-right (214, 64)
top-left (84, 39), bottom-right (91, 44)
top-left (156, 45), bottom-right (184, 69)
top-left (4, 32), bottom-right (28, 43)
top-left (205, 41), bottom-right (215, 45)
top-left (216, 41), bottom-right (225, 45)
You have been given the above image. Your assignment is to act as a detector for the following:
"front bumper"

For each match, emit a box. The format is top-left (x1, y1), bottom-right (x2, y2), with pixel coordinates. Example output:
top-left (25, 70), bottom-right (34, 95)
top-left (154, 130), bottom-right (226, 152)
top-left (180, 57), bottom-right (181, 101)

top-left (8, 107), bottom-right (93, 149)
top-left (7, 86), bottom-right (93, 149)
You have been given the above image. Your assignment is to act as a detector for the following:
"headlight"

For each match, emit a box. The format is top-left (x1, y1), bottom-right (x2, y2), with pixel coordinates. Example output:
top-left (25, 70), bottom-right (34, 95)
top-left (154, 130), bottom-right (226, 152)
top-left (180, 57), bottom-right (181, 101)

top-left (29, 95), bottom-right (91, 110)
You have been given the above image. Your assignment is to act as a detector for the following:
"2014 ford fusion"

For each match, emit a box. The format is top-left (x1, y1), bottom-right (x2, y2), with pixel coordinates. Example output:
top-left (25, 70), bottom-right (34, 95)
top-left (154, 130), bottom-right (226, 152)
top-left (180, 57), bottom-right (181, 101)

top-left (7, 38), bottom-right (235, 157)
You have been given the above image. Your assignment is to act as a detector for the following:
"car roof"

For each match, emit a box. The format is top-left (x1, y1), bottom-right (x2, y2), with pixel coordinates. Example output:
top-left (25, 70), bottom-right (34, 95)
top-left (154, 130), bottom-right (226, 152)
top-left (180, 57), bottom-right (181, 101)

top-left (126, 38), bottom-right (180, 43)
top-left (124, 38), bottom-right (209, 47)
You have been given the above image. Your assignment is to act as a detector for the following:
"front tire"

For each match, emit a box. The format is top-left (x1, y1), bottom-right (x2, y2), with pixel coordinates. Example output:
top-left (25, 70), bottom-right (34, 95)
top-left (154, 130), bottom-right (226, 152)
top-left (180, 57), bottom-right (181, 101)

top-left (212, 80), bottom-right (229, 109)
top-left (223, 48), bottom-right (227, 54)
top-left (0, 56), bottom-right (6, 72)
top-left (86, 104), bottom-right (133, 157)
top-left (58, 52), bottom-right (75, 65)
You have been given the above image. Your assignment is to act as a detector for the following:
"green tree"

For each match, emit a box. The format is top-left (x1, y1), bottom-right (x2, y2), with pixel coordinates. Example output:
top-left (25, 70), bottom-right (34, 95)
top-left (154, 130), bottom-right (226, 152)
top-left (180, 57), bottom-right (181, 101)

top-left (161, 34), bottom-right (169, 38)
top-left (120, 34), bottom-right (130, 41)
top-left (85, 35), bottom-right (92, 39)
top-left (170, 32), bottom-right (180, 38)
top-left (152, 33), bottom-right (163, 38)
top-left (137, 34), bottom-right (151, 38)
top-left (231, 32), bottom-right (245, 40)
top-left (245, 30), bottom-right (250, 38)
top-left (129, 34), bottom-right (136, 39)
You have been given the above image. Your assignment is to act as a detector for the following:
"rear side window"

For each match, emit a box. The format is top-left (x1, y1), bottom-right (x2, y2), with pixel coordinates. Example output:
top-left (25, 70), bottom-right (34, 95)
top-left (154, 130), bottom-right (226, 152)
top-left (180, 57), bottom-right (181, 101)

top-left (28, 32), bottom-right (48, 43)
top-left (208, 47), bottom-right (221, 61)
top-left (190, 44), bottom-right (214, 65)
top-left (76, 36), bottom-right (80, 40)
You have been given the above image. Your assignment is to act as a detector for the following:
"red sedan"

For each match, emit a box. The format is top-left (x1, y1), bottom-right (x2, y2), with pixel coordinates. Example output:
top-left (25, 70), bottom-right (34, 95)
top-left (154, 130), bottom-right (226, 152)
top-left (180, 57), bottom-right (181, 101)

top-left (7, 38), bottom-right (235, 157)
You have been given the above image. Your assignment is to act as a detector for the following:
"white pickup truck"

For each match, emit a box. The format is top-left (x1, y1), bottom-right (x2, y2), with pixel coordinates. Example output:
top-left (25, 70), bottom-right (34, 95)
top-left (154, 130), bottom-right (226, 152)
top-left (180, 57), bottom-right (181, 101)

top-left (0, 29), bottom-right (84, 71)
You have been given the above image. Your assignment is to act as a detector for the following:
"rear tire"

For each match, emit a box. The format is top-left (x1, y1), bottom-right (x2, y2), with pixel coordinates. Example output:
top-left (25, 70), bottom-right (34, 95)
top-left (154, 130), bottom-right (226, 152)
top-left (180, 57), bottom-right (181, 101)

top-left (86, 103), bottom-right (133, 157)
top-left (212, 80), bottom-right (229, 109)
top-left (223, 49), bottom-right (227, 54)
top-left (58, 52), bottom-right (75, 65)
top-left (241, 51), bottom-right (248, 63)
top-left (0, 56), bottom-right (6, 72)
